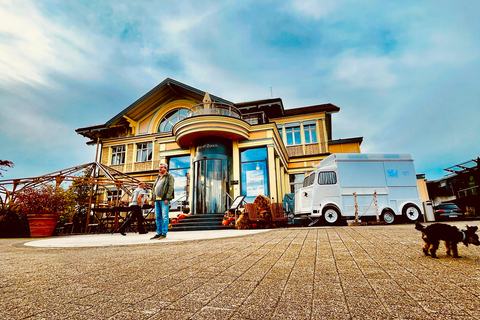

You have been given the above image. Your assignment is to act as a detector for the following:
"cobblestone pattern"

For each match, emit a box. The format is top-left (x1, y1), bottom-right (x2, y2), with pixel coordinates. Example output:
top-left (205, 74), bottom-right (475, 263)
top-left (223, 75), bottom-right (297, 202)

top-left (1, 222), bottom-right (480, 319)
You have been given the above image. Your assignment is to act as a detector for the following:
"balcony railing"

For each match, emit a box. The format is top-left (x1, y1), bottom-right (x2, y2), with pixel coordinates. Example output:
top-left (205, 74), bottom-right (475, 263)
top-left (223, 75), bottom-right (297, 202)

top-left (187, 102), bottom-right (242, 119)
top-left (457, 185), bottom-right (479, 199)
top-left (242, 111), bottom-right (268, 125)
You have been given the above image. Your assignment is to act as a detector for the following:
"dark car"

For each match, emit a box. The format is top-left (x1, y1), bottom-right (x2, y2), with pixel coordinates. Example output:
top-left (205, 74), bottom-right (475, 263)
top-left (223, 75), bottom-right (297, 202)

top-left (434, 203), bottom-right (463, 221)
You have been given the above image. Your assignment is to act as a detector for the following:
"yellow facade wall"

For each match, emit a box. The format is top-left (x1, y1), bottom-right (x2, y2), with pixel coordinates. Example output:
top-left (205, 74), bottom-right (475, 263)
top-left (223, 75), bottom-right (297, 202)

top-left (417, 176), bottom-right (430, 203)
top-left (329, 142), bottom-right (361, 153)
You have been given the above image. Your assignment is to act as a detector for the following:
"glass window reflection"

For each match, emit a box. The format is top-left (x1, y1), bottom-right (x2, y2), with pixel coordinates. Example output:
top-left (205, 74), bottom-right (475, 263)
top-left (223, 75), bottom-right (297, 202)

top-left (158, 109), bottom-right (188, 133)
top-left (169, 156), bottom-right (191, 169)
top-left (168, 156), bottom-right (190, 210)
top-left (241, 148), bottom-right (269, 203)
top-left (241, 147), bottom-right (268, 162)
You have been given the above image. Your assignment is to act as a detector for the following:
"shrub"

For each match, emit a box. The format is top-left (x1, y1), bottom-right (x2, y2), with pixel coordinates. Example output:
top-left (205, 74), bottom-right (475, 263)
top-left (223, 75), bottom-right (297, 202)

top-left (15, 185), bottom-right (76, 220)
top-left (0, 205), bottom-right (29, 237)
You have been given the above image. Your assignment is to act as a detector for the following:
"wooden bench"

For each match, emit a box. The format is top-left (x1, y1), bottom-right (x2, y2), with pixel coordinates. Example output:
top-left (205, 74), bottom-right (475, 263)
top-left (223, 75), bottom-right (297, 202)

top-left (244, 203), bottom-right (266, 228)
top-left (271, 203), bottom-right (288, 227)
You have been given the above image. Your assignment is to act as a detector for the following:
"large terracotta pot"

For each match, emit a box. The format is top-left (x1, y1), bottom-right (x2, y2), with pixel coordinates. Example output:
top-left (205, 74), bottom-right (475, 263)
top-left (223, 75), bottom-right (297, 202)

top-left (27, 214), bottom-right (58, 238)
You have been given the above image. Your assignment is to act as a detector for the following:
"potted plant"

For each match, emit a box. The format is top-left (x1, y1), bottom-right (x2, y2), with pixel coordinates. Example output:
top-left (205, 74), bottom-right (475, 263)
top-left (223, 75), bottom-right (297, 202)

top-left (16, 185), bottom-right (76, 237)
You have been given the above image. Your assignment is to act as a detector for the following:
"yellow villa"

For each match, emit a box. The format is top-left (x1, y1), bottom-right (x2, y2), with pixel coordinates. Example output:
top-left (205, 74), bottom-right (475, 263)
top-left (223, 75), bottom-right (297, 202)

top-left (76, 78), bottom-right (362, 220)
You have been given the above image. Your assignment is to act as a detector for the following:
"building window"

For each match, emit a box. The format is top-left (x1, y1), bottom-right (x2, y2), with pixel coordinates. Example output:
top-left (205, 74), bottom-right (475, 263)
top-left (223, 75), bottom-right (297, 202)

top-left (158, 109), bottom-right (188, 133)
top-left (168, 156), bottom-right (191, 210)
top-left (111, 146), bottom-right (126, 165)
top-left (285, 124), bottom-right (301, 146)
top-left (107, 189), bottom-right (123, 205)
top-left (304, 122), bottom-right (318, 144)
top-left (243, 112), bottom-right (267, 125)
top-left (289, 173), bottom-right (305, 193)
top-left (241, 147), bottom-right (269, 203)
top-left (318, 171), bottom-right (336, 185)
top-left (136, 142), bottom-right (152, 162)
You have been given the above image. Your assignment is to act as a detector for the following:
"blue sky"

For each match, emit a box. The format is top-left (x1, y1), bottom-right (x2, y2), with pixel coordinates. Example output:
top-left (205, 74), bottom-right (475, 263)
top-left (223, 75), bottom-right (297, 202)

top-left (0, 0), bottom-right (479, 181)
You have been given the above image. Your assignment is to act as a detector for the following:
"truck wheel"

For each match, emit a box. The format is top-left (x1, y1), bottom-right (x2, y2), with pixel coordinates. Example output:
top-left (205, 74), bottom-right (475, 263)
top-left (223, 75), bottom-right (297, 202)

top-left (381, 210), bottom-right (395, 224)
top-left (323, 208), bottom-right (340, 225)
top-left (403, 204), bottom-right (421, 222)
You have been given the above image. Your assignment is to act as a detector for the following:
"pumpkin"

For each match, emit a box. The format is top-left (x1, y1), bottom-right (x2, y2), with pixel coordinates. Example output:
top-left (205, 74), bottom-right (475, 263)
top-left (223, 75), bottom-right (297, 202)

top-left (223, 217), bottom-right (235, 226)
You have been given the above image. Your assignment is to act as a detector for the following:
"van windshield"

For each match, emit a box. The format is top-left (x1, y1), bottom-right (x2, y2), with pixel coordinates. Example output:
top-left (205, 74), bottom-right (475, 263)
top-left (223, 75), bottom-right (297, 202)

top-left (303, 173), bottom-right (316, 187)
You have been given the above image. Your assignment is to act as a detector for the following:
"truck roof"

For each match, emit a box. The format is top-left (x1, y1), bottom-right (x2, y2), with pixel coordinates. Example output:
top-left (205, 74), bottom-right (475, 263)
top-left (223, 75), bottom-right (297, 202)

top-left (317, 153), bottom-right (413, 168)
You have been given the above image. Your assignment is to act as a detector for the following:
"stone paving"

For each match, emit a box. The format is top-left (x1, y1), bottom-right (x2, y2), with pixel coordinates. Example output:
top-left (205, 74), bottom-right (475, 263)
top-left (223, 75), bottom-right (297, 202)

top-left (1, 221), bottom-right (480, 319)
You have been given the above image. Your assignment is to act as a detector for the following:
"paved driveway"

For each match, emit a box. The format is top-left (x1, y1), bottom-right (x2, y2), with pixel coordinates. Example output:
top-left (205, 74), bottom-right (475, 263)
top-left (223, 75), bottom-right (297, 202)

top-left (1, 221), bottom-right (480, 319)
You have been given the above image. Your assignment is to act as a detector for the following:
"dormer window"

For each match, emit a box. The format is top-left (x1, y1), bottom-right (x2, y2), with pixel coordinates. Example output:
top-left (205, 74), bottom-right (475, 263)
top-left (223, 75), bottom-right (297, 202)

top-left (158, 109), bottom-right (188, 133)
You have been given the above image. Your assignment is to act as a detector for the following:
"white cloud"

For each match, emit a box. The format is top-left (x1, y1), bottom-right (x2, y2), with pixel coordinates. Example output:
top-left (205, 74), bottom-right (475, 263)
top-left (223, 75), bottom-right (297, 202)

top-left (291, 0), bottom-right (339, 19)
top-left (333, 55), bottom-right (397, 90)
top-left (0, 0), bottom-right (107, 87)
top-left (400, 30), bottom-right (479, 69)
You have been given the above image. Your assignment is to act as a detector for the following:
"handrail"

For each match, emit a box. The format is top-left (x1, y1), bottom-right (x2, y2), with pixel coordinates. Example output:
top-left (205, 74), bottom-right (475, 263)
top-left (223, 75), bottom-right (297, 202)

top-left (169, 194), bottom-right (187, 206)
top-left (187, 102), bottom-right (241, 119)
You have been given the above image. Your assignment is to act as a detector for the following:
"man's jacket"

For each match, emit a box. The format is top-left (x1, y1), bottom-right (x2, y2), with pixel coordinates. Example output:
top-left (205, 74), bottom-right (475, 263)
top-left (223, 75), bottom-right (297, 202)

top-left (150, 172), bottom-right (175, 201)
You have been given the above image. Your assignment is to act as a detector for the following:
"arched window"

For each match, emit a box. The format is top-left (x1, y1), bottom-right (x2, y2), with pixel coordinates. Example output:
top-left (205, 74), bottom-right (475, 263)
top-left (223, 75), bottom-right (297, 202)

top-left (157, 109), bottom-right (188, 133)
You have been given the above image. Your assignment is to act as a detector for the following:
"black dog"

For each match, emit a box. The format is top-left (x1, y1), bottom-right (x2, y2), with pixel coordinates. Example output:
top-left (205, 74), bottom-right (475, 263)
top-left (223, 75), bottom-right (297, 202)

top-left (415, 222), bottom-right (480, 258)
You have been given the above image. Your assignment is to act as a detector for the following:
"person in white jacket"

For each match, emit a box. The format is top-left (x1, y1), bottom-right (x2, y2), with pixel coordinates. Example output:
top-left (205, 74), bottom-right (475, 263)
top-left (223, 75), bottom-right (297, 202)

top-left (118, 183), bottom-right (148, 236)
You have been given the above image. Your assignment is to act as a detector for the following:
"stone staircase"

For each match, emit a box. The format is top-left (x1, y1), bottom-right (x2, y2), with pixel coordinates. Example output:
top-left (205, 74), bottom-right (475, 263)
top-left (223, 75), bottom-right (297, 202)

top-left (169, 213), bottom-right (231, 231)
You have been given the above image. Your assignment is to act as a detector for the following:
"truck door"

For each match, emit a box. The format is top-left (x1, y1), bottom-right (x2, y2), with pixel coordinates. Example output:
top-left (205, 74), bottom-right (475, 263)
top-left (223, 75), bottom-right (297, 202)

top-left (316, 170), bottom-right (340, 212)
top-left (296, 173), bottom-right (315, 214)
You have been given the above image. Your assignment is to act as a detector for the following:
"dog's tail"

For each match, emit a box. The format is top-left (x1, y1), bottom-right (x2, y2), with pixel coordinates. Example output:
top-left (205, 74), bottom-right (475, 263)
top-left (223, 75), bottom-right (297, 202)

top-left (415, 222), bottom-right (425, 231)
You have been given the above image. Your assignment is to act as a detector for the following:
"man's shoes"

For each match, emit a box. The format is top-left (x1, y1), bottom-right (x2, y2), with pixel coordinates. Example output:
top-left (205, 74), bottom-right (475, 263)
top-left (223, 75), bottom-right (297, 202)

top-left (139, 231), bottom-right (148, 234)
top-left (150, 234), bottom-right (161, 240)
top-left (158, 234), bottom-right (166, 239)
top-left (120, 231), bottom-right (126, 236)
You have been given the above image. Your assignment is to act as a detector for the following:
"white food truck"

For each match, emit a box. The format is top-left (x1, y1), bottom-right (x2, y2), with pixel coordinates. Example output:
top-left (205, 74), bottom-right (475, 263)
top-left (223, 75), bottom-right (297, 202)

top-left (294, 153), bottom-right (423, 225)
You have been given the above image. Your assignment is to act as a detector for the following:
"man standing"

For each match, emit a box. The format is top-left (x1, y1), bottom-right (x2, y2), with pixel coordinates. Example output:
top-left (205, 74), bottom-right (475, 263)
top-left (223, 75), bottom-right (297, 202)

top-left (150, 163), bottom-right (174, 239)
top-left (118, 183), bottom-right (148, 236)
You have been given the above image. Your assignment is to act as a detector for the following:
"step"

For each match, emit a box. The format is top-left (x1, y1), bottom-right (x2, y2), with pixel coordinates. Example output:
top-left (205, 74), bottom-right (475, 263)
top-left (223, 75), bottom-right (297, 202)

top-left (178, 217), bottom-right (224, 223)
top-left (172, 221), bottom-right (223, 227)
top-left (169, 225), bottom-right (234, 231)
top-left (181, 214), bottom-right (225, 220)
top-left (169, 213), bottom-right (229, 231)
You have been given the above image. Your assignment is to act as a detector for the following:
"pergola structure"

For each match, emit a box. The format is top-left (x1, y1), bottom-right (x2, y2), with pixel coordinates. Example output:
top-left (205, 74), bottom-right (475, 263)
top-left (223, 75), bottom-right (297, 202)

top-left (0, 162), bottom-right (144, 233)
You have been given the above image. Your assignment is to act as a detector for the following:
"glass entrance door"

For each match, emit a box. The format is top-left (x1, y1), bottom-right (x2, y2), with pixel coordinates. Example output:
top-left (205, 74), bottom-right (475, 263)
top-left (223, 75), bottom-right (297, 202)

top-left (193, 158), bottom-right (230, 214)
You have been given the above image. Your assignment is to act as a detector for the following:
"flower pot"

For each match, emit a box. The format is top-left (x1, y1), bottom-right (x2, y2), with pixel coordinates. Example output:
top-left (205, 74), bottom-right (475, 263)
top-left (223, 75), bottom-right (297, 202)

top-left (27, 214), bottom-right (58, 238)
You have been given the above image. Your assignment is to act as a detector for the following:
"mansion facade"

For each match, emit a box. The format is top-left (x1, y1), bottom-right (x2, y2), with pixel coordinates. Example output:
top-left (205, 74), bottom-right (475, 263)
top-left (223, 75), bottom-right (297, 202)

top-left (76, 78), bottom-right (362, 216)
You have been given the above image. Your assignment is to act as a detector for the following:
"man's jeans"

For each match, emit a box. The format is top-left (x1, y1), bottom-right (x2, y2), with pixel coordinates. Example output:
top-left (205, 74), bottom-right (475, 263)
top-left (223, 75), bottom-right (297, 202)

top-left (155, 200), bottom-right (169, 236)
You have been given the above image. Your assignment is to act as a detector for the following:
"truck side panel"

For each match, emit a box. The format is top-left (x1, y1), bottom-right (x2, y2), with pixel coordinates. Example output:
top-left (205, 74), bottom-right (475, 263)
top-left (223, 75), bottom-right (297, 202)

top-left (337, 162), bottom-right (386, 187)
top-left (383, 161), bottom-right (417, 187)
